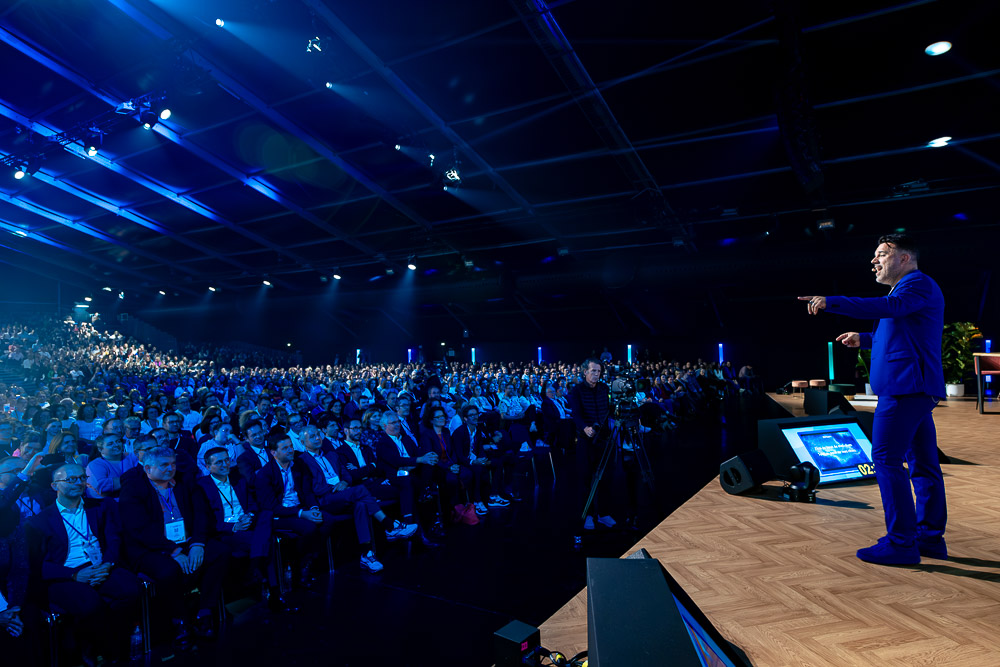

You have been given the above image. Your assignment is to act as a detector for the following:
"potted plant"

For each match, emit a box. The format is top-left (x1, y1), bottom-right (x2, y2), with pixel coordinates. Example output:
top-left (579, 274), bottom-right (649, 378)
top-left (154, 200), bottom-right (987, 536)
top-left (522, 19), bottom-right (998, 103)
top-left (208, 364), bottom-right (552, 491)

top-left (855, 348), bottom-right (873, 395)
top-left (941, 322), bottom-right (982, 397)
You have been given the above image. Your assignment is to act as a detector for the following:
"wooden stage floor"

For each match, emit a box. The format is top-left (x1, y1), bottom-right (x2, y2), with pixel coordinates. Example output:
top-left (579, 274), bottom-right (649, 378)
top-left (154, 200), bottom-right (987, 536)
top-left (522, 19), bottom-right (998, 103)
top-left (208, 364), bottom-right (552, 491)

top-left (539, 395), bottom-right (1000, 666)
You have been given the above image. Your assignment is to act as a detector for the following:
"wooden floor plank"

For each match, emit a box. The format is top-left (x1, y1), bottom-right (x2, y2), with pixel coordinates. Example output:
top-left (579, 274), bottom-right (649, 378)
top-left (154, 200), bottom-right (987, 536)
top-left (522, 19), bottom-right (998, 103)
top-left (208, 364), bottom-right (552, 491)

top-left (539, 398), bottom-right (1000, 665)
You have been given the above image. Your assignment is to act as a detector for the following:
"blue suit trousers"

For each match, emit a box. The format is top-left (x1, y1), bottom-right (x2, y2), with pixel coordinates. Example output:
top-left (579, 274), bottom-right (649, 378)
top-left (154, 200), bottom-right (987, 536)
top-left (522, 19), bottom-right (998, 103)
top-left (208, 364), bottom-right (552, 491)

top-left (871, 394), bottom-right (947, 545)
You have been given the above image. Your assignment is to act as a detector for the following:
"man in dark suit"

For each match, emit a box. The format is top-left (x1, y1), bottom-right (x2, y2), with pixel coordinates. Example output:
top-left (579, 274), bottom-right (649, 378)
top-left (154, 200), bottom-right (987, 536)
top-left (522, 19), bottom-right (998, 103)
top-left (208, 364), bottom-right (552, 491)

top-left (196, 447), bottom-right (292, 611)
top-left (235, 419), bottom-right (268, 493)
top-left (27, 463), bottom-right (140, 663)
top-left (337, 418), bottom-right (403, 511)
top-left (119, 446), bottom-right (229, 643)
top-left (298, 425), bottom-right (416, 571)
top-left (162, 411), bottom-right (198, 460)
top-left (254, 429), bottom-right (338, 580)
top-left (801, 233), bottom-right (948, 565)
top-left (451, 405), bottom-right (511, 510)
top-left (374, 412), bottom-right (442, 544)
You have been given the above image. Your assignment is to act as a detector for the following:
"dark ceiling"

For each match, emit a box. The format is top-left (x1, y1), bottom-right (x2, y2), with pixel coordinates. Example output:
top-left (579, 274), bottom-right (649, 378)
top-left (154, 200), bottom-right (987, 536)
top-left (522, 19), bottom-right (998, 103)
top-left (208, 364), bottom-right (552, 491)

top-left (0, 0), bottom-right (998, 356)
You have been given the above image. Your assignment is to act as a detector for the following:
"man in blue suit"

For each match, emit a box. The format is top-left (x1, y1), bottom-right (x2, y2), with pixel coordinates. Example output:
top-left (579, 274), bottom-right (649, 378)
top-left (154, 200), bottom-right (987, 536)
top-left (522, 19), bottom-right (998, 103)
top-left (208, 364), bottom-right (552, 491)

top-left (800, 233), bottom-right (948, 565)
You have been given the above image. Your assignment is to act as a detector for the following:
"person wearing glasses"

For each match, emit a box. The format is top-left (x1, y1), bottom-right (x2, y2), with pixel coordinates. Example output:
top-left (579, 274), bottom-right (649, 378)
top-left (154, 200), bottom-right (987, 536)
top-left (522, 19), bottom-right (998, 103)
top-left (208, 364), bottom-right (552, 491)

top-left (120, 447), bottom-right (229, 645)
top-left (374, 412), bottom-right (440, 546)
top-left (196, 448), bottom-right (292, 613)
top-left (419, 407), bottom-right (469, 510)
top-left (27, 463), bottom-right (140, 663)
top-left (235, 419), bottom-right (269, 493)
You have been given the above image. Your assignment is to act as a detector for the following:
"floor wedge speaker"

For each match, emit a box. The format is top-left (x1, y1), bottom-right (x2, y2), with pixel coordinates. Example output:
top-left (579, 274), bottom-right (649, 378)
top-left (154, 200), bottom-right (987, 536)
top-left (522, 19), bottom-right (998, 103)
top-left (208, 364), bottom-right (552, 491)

top-left (720, 449), bottom-right (774, 495)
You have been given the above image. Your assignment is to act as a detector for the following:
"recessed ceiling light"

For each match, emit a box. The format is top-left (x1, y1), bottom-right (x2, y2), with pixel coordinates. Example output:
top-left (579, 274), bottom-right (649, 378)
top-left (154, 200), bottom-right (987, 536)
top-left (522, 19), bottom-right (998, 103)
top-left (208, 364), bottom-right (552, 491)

top-left (924, 41), bottom-right (952, 56)
top-left (927, 136), bottom-right (952, 148)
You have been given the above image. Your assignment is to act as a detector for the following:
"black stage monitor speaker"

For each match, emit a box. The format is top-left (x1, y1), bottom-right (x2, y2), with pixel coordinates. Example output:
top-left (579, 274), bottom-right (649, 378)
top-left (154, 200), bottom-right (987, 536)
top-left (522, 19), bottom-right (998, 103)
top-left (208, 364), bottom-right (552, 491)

top-left (719, 449), bottom-right (774, 495)
top-left (587, 555), bottom-right (751, 666)
top-left (494, 620), bottom-right (540, 667)
top-left (804, 387), bottom-right (855, 416)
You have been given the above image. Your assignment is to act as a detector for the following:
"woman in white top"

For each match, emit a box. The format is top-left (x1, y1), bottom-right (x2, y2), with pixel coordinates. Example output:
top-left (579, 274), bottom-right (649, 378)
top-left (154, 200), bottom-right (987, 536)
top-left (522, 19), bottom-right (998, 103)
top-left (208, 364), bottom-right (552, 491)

top-left (75, 403), bottom-right (103, 444)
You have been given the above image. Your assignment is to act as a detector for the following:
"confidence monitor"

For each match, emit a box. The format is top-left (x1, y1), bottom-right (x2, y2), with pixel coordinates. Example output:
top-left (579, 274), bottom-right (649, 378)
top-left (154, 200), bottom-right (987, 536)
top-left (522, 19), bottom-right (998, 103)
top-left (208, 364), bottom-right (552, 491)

top-left (758, 414), bottom-right (876, 485)
top-left (587, 553), bottom-right (751, 667)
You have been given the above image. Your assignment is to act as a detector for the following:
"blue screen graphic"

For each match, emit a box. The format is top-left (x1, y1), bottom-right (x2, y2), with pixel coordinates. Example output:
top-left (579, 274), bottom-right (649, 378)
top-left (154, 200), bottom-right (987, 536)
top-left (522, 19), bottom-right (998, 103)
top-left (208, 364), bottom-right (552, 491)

top-left (780, 422), bottom-right (875, 484)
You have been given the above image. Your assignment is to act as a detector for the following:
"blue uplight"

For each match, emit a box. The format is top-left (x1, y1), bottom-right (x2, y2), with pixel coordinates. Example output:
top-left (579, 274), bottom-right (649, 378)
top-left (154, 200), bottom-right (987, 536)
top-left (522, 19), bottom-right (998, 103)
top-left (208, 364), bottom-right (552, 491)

top-left (953, 213), bottom-right (968, 220)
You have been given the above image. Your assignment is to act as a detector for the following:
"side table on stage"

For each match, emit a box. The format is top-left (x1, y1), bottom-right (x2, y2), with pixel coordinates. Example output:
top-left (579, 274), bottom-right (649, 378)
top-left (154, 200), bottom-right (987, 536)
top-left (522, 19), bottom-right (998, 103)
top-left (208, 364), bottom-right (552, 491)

top-left (973, 352), bottom-right (1000, 414)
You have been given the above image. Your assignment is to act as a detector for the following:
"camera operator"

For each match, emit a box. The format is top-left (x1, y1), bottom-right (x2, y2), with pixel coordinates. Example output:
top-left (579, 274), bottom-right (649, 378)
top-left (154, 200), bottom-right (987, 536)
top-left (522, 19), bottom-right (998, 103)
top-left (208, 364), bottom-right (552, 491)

top-left (567, 358), bottom-right (617, 539)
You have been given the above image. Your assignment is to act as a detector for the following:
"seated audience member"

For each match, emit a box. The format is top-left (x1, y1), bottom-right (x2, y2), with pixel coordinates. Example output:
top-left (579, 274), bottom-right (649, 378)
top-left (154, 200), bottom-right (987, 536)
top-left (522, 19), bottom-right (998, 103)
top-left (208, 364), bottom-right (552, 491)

top-left (254, 429), bottom-right (336, 582)
top-left (451, 405), bottom-right (510, 514)
top-left (118, 435), bottom-right (158, 490)
top-left (86, 433), bottom-right (139, 499)
top-left (195, 412), bottom-right (224, 446)
top-left (394, 394), bottom-right (419, 442)
top-left (318, 415), bottom-right (344, 450)
top-left (235, 420), bottom-right (269, 489)
top-left (119, 446), bottom-right (229, 644)
top-left (336, 418), bottom-right (395, 502)
top-left (139, 405), bottom-right (160, 435)
top-left (419, 407), bottom-right (470, 509)
top-left (121, 417), bottom-right (141, 456)
top-left (196, 422), bottom-right (241, 478)
top-left (298, 425), bottom-right (416, 571)
top-left (175, 395), bottom-right (201, 433)
top-left (0, 421), bottom-right (16, 457)
top-left (11, 431), bottom-right (42, 461)
top-left (196, 448), bottom-right (291, 612)
top-left (1, 454), bottom-right (44, 618)
top-left (374, 412), bottom-right (440, 545)
top-left (27, 463), bottom-right (140, 663)
top-left (162, 411), bottom-right (198, 459)
top-left (74, 404), bottom-right (102, 446)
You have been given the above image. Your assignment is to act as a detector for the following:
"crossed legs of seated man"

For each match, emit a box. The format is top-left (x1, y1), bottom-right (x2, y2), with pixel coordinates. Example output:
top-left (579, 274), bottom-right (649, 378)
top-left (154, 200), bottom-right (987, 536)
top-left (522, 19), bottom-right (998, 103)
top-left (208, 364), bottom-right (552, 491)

top-left (318, 484), bottom-right (417, 573)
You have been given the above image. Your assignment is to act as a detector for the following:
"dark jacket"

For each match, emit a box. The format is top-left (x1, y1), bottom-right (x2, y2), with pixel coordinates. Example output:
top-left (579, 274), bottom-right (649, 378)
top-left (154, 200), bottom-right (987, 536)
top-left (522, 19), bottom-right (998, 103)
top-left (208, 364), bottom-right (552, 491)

top-left (335, 440), bottom-right (380, 482)
top-left (27, 499), bottom-right (122, 581)
top-left (254, 458), bottom-right (318, 517)
top-left (374, 431), bottom-right (424, 473)
top-left (297, 448), bottom-right (353, 500)
top-left (119, 476), bottom-right (211, 562)
top-left (196, 475), bottom-right (257, 535)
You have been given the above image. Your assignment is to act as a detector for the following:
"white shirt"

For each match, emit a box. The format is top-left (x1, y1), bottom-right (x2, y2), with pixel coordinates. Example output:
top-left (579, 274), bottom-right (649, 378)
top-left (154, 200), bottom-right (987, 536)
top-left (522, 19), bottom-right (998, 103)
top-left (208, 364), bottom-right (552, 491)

top-left (387, 433), bottom-right (408, 458)
top-left (278, 465), bottom-right (300, 508)
top-left (211, 476), bottom-right (243, 521)
top-left (309, 450), bottom-right (340, 487)
top-left (180, 410), bottom-right (201, 432)
top-left (345, 441), bottom-right (367, 468)
top-left (58, 501), bottom-right (95, 569)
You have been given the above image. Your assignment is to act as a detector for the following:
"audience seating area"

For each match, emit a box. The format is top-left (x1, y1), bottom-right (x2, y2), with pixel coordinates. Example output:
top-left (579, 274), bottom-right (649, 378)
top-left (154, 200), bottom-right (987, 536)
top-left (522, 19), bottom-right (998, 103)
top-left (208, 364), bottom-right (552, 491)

top-left (0, 315), bottom-right (758, 664)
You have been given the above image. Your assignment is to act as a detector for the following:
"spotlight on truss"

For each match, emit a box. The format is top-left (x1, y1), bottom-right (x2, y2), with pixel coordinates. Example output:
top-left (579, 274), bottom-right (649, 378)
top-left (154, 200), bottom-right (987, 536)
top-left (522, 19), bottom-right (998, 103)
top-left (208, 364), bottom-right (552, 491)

top-left (333, 273), bottom-right (342, 280)
top-left (444, 167), bottom-right (461, 184)
top-left (307, 36), bottom-right (322, 53)
top-left (13, 165), bottom-right (26, 180)
top-left (115, 100), bottom-right (136, 114)
top-left (215, 18), bottom-right (225, 27)
top-left (140, 110), bottom-right (158, 130)
top-left (86, 146), bottom-right (98, 157)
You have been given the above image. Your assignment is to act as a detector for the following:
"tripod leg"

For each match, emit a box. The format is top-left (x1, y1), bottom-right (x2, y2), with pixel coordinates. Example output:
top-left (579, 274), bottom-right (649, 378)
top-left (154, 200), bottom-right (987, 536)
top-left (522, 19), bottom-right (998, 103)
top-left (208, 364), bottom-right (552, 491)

top-left (580, 434), bottom-right (616, 521)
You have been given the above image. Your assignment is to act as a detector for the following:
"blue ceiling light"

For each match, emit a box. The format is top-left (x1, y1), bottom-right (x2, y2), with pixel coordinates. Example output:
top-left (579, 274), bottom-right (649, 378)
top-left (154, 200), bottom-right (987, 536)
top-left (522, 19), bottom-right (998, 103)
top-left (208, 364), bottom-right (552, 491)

top-left (924, 41), bottom-right (952, 56)
top-left (215, 18), bottom-right (225, 27)
top-left (407, 263), bottom-right (417, 271)
top-left (927, 136), bottom-right (952, 148)
top-left (13, 165), bottom-right (26, 180)
top-left (159, 108), bottom-right (171, 121)
top-left (86, 146), bottom-right (98, 157)
top-left (333, 273), bottom-right (342, 280)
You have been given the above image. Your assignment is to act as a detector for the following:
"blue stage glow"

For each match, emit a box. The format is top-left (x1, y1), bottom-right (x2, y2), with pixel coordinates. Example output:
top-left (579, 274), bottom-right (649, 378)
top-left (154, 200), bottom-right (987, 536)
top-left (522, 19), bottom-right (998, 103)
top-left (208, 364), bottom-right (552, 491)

top-left (471, 347), bottom-right (476, 364)
top-left (423, 268), bottom-right (438, 275)
top-left (537, 346), bottom-right (542, 364)
top-left (718, 342), bottom-right (724, 364)
top-left (407, 348), bottom-right (413, 363)
top-left (369, 275), bottom-right (383, 282)
top-left (719, 238), bottom-right (737, 246)
top-left (627, 344), bottom-right (632, 364)
top-left (953, 213), bottom-right (968, 220)
top-left (356, 349), bottom-right (361, 364)
top-left (927, 136), bottom-right (952, 148)
top-left (541, 256), bottom-right (555, 264)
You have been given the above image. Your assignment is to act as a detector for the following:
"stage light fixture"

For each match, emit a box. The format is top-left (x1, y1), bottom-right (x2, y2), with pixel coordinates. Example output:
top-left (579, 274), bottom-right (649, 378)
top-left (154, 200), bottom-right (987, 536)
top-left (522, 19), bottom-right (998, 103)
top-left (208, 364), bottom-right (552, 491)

top-left (927, 136), bottom-right (952, 148)
top-left (102, 286), bottom-right (113, 292)
top-left (442, 185), bottom-right (449, 192)
top-left (924, 41), bottom-right (951, 56)
top-left (463, 257), bottom-right (474, 268)
top-left (386, 268), bottom-right (395, 276)
top-left (140, 110), bottom-right (159, 130)
top-left (158, 290), bottom-right (166, 295)
top-left (13, 165), bottom-right (26, 180)
top-left (428, 154), bottom-right (435, 166)
top-left (215, 18), bottom-right (225, 27)
top-left (115, 100), bottom-right (136, 114)
top-left (86, 146), bottom-right (98, 157)
top-left (407, 262), bottom-right (417, 271)
top-left (333, 273), bottom-right (342, 280)
top-left (394, 144), bottom-right (401, 151)
top-left (12, 229), bottom-right (27, 237)
top-left (262, 279), bottom-right (272, 286)
top-left (159, 108), bottom-right (172, 120)
top-left (208, 286), bottom-right (217, 292)
top-left (74, 303), bottom-right (89, 308)
top-left (118, 291), bottom-right (124, 300)
top-left (84, 296), bottom-right (93, 302)
top-left (444, 167), bottom-right (461, 183)
top-left (307, 36), bottom-right (322, 53)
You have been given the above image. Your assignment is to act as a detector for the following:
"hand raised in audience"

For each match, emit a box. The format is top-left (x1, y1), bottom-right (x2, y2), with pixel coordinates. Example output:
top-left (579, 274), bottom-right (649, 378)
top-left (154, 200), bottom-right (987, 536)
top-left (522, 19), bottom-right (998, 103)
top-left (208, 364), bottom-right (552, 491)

top-left (23, 452), bottom-right (46, 477)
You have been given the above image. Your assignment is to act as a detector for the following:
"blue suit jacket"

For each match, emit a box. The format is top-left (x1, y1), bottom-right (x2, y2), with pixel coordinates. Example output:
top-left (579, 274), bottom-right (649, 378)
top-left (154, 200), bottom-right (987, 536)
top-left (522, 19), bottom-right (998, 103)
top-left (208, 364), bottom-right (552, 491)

top-left (826, 270), bottom-right (946, 398)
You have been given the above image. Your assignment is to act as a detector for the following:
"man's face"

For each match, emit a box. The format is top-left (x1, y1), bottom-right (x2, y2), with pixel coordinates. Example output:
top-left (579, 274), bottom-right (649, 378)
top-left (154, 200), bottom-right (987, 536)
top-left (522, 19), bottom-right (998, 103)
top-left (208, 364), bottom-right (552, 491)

top-left (207, 452), bottom-right (231, 477)
top-left (271, 439), bottom-right (295, 465)
top-left (427, 386), bottom-right (441, 401)
top-left (871, 242), bottom-right (910, 286)
top-left (56, 436), bottom-right (78, 457)
top-left (145, 455), bottom-right (176, 483)
top-left (300, 427), bottom-right (322, 450)
top-left (385, 393), bottom-right (398, 409)
top-left (124, 420), bottom-right (140, 437)
top-left (177, 398), bottom-right (190, 412)
top-left (288, 415), bottom-right (304, 433)
top-left (397, 399), bottom-right (411, 416)
top-left (464, 410), bottom-right (479, 427)
top-left (163, 415), bottom-right (182, 434)
top-left (246, 425), bottom-right (265, 447)
top-left (325, 422), bottom-right (342, 441)
top-left (20, 439), bottom-right (42, 459)
top-left (257, 398), bottom-right (271, 413)
top-left (584, 363), bottom-right (601, 386)
top-left (51, 464), bottom-right (87, 500)
top-left (358, 396), bottom-right (371, 410)
top-left (380, 415), bottom-right (400, 437)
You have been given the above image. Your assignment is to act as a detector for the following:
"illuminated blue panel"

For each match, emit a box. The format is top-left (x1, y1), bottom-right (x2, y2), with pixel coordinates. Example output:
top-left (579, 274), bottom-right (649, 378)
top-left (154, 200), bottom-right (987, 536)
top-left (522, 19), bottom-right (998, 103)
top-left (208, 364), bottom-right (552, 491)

top-left (627, 344), bottom-right (633, 364)
top-left (718, 343), bottom-right (724, 364)
top-left (356, 349), bottom-right (361, 365)
top-left (537, 346), bottom-right (542, 364)
top-left (471, 347), bottom-right (476, 364)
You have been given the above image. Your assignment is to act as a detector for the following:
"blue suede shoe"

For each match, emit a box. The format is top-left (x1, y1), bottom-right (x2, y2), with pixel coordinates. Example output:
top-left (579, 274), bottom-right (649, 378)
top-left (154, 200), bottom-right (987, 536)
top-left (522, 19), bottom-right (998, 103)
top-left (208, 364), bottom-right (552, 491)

top-left (857, 540), bottom-right (920, 565)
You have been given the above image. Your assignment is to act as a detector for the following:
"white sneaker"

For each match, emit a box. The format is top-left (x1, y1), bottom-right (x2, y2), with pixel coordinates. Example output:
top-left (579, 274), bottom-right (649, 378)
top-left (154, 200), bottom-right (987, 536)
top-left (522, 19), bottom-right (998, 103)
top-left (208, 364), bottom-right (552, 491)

top-left (584, 516), bottom-right (596, 531)
top-left (360, 550), bottom-right (384, 573)
top-left (386, 520), bottom-right (418, 541)
top-left (598, 515), bottom-right (617, 528)
top-left (534, 440), bottom-right (549, 448)
top-left (519, 442), bottom-right (532, 452)
top-left (487, 495), bottom-right (510, 507)
top-left (474, 502), bottom-right (488, 515)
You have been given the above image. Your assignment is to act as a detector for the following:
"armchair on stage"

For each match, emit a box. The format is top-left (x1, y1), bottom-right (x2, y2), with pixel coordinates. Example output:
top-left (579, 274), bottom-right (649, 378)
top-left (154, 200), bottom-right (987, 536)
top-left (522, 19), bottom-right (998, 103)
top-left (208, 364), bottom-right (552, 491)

top-left (974, 353), bottom-right (1000, 414)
